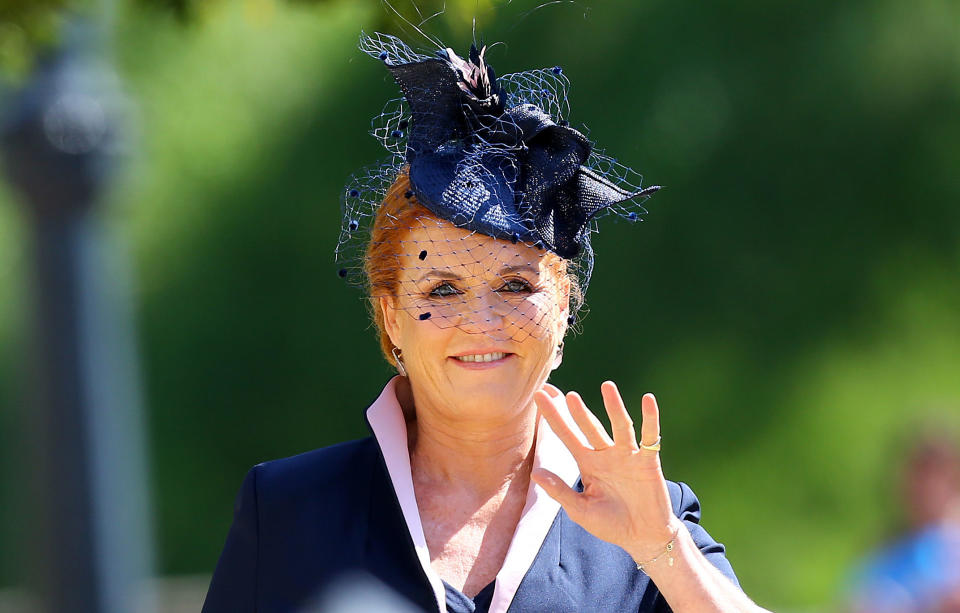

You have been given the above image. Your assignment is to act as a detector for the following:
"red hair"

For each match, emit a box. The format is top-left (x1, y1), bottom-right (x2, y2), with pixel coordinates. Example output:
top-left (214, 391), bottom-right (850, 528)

top-left (365, 170), bottom-right (434, 367)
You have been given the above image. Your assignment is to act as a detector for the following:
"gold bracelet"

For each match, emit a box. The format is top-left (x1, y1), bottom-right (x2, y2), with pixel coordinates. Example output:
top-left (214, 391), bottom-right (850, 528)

top-left (635, 528), bottom-right (679, 572)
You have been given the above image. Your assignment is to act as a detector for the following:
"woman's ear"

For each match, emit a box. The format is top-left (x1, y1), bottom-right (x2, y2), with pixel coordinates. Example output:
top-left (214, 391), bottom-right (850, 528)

top-left (558, 274), bottom-right (571, 338)
top-left (552, 276), bottom-right (571, 371)
top-left (379, 295), bottom-right (401, 348)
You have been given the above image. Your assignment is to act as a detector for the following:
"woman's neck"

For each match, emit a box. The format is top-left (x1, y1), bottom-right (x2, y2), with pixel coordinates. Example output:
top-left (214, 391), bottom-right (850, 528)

top-left (411, 413), bottom-right (537, 498)
top-left (401, 381), bottom-right (538, 498)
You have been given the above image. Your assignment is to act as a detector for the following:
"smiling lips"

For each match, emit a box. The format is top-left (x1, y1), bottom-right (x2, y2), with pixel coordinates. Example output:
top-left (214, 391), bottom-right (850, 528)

top-left (453, 351), bottom-right (509, 363)
top-left (450, 352), bottom-right (513, 369)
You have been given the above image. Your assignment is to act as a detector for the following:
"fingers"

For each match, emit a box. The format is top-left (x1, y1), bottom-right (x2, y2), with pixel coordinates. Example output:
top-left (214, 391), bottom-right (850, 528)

top-left (639, 393), bottom-right (661, 451)
top-left (540, 383), bottom-right (562, 398)
top-left (531, 468), bottom-right (582, 517)
top-left (538, 384), bottom-right (661, 457)
top-left (566, 391), bottom-right (614, 450)
top-left (600, 381), bottom-right (639, 449)
top-left (534, 391), bottom-right (589, 461)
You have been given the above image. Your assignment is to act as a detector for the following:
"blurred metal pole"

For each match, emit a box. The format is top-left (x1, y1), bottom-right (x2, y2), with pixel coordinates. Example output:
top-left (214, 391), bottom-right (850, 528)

top-left (0, 14), bottom-right (154, 613)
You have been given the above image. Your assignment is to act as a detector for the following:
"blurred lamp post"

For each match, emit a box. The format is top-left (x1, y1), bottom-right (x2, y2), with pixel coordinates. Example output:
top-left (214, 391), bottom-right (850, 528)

top-left (0, 14), bottom-right (154, 613)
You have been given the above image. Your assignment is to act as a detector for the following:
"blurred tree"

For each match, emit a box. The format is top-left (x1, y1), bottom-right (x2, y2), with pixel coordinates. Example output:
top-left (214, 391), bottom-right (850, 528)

top-left (139, 0), bottom-right (502, 34)
top-left (0, 0), bottom-right (67, 80)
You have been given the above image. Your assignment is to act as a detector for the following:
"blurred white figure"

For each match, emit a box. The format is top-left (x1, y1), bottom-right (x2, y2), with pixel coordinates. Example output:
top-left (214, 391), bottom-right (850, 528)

top-left (309, 573), bottom-right (422, 613)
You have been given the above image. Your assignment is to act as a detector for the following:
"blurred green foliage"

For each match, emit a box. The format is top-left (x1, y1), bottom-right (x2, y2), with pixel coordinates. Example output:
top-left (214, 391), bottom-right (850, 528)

top-left (139, 0), bottom-right (497, 25)
top-left (1, 0), bottom-right (959, 610)
top-left (0, 0), bottom-right (67, 79)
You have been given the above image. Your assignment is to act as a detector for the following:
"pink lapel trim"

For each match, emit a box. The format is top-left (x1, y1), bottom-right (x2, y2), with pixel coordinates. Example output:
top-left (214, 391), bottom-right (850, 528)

top-left (366, 377), bottom-right (447, 612)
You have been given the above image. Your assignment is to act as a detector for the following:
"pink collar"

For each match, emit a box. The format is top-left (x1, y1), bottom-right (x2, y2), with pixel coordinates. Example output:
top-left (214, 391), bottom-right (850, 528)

top-left (365, 377), bottom-right (581, 613)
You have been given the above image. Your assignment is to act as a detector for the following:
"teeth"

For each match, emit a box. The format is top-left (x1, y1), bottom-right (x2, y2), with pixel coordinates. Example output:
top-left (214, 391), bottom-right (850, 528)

top-left (455, 352), bottom-right (507, 363)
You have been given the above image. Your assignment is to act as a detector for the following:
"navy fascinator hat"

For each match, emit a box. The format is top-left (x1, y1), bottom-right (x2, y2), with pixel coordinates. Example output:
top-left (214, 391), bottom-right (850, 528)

top-left (337, 32), bottom-right (659, 322)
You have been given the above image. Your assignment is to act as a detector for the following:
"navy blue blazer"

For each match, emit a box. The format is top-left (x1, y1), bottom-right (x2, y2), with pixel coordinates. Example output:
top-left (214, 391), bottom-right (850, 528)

top-left (202, 436), bottom-right (738, 613)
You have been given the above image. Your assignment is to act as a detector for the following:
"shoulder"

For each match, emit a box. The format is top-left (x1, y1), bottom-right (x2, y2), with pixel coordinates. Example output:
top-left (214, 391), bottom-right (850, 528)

top-left (666, 480), bottom-right (703, 523)
top-left (205, 438), bottom-right (385, 612)
top-left (248, 437), bottom-right (379, 505)
top-left (666, 479), bottom-right (740, 585)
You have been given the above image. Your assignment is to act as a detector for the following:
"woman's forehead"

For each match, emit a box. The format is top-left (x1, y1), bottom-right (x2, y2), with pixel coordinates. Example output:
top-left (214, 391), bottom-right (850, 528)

top-left (389, 216), bottom-right (555, 275)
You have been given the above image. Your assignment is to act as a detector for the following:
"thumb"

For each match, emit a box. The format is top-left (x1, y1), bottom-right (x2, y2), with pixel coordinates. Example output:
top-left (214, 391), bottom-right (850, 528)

top-left (532, 468), bottom-right (583, 518)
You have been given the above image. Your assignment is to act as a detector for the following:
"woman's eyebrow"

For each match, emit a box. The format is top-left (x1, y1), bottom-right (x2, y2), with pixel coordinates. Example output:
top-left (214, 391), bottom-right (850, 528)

top-left (498, 264), bottom-right (539, 276)
top-left (414, 269), bottom-right (462, 283)
top-left (414, 265), bottom-right (537, 284)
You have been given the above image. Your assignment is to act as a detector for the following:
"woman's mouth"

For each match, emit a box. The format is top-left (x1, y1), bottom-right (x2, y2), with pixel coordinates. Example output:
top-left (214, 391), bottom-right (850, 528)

top-left (450, 351), bottom-right (514, 368)
top-left (454, 352), bottom-right (507, 363)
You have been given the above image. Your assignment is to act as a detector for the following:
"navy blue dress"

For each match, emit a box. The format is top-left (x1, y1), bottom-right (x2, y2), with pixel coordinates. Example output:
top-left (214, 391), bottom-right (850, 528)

top-left (201, 433), bottom-right (739, 613)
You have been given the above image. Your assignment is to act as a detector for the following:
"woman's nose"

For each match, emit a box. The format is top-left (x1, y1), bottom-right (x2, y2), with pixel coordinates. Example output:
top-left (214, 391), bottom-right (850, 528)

top-left (453, 291), bottom-right (515, 339)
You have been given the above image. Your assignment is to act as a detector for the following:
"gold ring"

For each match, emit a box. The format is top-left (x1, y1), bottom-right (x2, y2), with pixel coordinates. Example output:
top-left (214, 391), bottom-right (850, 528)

top-left (639, 436), bottom-right (661, 452)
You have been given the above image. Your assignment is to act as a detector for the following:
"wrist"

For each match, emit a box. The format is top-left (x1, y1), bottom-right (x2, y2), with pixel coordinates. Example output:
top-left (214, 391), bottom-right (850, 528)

top-left (627, 518), bottom-right (686, 570)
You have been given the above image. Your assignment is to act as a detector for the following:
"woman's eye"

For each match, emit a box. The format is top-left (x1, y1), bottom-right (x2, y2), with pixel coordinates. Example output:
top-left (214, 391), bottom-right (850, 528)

top-left (498, 279), bottom-right (533, 293)
top-left (429, 282), bottom-right (461, 298)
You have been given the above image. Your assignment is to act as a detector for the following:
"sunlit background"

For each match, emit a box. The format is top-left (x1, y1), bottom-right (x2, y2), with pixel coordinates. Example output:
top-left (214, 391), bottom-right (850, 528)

top-left (1, 0), bottom-right (959, 611)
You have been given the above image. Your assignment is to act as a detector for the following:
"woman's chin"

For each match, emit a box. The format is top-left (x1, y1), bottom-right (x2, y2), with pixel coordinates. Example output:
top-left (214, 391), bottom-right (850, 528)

top-left (448, 394), bottom-right (531, 421)
top-left (440, 376), bottom-right (538, 417)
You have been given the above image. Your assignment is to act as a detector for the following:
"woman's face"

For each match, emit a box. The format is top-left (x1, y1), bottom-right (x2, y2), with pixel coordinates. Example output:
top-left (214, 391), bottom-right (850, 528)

top-left (380, 215), bottom-right (569, 422)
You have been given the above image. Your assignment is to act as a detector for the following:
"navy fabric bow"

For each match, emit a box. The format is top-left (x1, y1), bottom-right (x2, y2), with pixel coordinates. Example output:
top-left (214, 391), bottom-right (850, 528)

top-left (384, 45), bottom-right (658, 259)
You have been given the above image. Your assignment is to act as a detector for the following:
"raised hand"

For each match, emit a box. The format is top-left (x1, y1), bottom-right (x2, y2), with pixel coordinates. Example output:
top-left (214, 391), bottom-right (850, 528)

top-left (531, 381), bottom-right (681, 561)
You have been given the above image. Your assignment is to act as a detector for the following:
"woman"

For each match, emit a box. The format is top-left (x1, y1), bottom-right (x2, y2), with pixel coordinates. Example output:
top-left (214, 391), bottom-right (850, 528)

top-left (203, 33), bottom-right (769, 613)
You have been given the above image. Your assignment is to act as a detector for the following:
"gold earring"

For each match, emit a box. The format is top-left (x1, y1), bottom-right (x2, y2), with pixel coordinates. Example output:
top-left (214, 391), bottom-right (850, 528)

top-left (391, 347), bottom-right (408, 377)
top-left (552, 341), bottom-right (564, 370)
